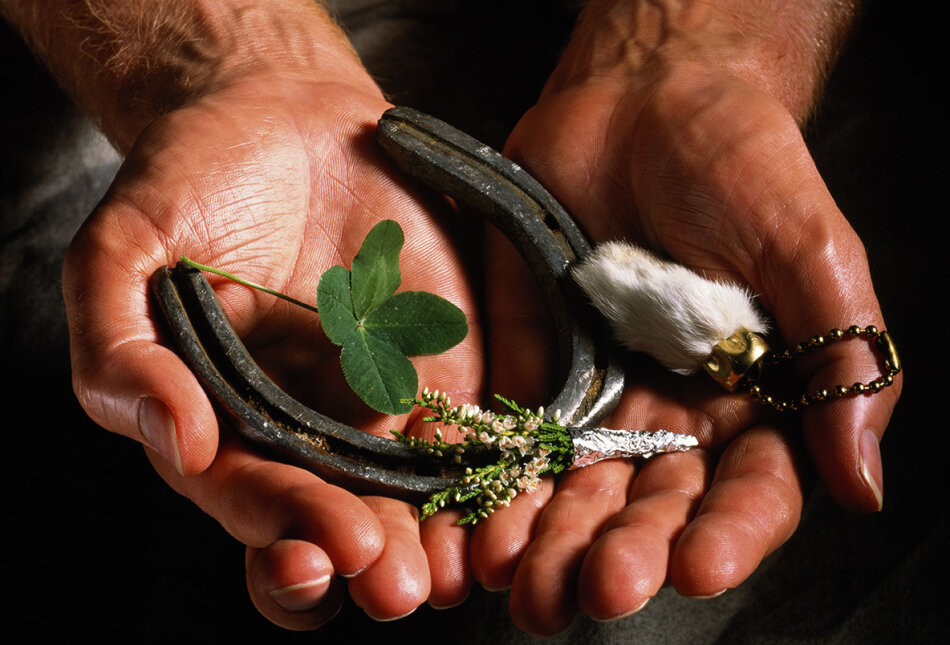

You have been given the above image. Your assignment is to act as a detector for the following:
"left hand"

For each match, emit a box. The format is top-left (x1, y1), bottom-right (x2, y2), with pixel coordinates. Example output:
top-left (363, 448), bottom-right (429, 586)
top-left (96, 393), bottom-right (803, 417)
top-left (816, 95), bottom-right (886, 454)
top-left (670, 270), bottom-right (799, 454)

top-left (471, 1), bottom-right (900, 634)
top-left (62, 73), bottom-right (483, 628)
top-left (13, 0), bottom-right (486, 626)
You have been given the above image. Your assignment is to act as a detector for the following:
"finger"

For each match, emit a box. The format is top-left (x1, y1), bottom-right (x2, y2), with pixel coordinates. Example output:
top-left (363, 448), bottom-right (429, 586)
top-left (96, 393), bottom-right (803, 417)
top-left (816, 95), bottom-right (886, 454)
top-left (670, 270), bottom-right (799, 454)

top-left (245, 539), bottom-right (344, 630)
top-left (508, 460), bottom-right (634, 636)
top-left (577, 450), bottom-right (709, 620)
top-left (419, 509), bottom-right (472, 609)
top-left (63, 206), bottom-right (218, 475)
top-left (668, 425), bottom-right (806, 597)
top-left (403, 392), bottom-right (481, 610)
top-left (147, 439), bottom-right (385, 577)
top-left (803, 387), bottom-right (896, 513)
top-left (347, 496), bottom-right (431, 621)
top-left (469, 477), bottom-right (553, 591)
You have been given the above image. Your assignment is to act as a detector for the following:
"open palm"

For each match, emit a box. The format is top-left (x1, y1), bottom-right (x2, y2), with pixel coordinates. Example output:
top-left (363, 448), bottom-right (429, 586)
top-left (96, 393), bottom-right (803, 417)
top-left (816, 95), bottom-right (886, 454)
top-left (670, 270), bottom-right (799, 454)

top-left (63, 76), bottom-right (484, 628)
top-left (474, 67), bottom-right (899, 634)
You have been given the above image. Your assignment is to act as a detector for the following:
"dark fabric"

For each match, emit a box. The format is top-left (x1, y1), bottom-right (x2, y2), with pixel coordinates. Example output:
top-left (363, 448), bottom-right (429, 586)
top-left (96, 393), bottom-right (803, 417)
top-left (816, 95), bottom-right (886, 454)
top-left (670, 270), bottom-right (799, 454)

top-left (1, 2), bottom-right (945, 641)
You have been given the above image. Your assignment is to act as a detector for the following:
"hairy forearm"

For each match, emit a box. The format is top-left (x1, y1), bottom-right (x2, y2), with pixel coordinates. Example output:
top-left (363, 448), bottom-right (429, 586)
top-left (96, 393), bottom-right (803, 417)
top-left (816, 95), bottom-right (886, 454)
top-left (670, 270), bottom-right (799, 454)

top-left (551, 0), bottom-right (859, 122)
top-left (1, 0), bottom-right (368, 151)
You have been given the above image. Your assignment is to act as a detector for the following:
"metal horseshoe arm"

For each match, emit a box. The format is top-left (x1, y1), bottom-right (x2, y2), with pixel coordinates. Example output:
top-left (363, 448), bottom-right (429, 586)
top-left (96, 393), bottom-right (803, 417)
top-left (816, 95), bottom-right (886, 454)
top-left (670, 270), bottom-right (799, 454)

top-left (150, 107), bottom-right (624, 501)
top-left (376, 107), bottom-right (622, 425)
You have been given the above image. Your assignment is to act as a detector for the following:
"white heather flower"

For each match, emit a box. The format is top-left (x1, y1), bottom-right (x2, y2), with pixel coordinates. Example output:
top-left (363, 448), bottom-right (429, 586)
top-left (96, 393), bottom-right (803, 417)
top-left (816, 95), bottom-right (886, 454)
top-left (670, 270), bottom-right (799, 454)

top-left (510, 435), bottom-right (528, 457)
top-left (531, 456), bottom-right (547, 474)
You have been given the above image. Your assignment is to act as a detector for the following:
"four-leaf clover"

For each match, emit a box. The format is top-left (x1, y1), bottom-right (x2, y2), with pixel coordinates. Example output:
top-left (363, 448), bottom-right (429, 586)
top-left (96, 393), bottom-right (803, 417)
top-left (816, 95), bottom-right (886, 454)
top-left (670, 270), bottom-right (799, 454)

top-left (316, 220), bottom-right (468, 414)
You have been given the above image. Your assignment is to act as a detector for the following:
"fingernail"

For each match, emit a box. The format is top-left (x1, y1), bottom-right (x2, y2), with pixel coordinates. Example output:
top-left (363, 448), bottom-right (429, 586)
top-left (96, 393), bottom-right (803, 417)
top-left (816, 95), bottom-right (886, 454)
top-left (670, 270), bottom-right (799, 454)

top-left (268, 574), bottom-right (333, 612)
top-left (859, 429), bottom-right (884, 511)
top-left (592, 596), bottom-right (651, 622)
top-left (364, 606), bottom-right (418, 622)
top-left (337, 563), bottom-right (371, 579)
top-left (428, 590), bottom-right (471, 610)
top-left (684, 589), bottom-right (727, 599)
top-left (138, 397), bottom-right (183, 475)
top-left (480, 583), bottom-right (511, 592)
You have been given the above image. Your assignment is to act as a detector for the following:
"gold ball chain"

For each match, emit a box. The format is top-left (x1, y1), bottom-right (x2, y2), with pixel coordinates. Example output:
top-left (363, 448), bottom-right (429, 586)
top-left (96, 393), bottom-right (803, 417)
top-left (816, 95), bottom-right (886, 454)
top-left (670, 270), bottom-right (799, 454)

top-left (747, 325), bottom-right (902, 413)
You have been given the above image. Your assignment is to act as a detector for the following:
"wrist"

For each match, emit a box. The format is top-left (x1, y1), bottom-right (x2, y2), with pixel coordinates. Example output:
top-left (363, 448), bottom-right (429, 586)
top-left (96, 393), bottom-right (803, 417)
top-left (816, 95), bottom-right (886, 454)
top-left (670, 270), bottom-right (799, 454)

top-left (3, 0), bottom-right (377, 151)
top-left (545, 0), bottom-right (858, 123)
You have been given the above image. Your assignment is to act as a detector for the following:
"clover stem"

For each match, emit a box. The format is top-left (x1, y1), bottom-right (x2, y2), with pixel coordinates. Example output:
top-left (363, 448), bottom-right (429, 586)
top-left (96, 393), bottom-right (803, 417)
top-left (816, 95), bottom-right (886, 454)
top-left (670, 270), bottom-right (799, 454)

top-left (180, 255), bottom-right (320, 314)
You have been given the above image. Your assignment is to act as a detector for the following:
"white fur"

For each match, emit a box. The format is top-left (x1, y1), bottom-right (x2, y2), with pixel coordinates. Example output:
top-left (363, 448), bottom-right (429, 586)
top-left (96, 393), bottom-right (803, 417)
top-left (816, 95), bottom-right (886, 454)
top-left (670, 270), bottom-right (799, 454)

top-left (572, 242), bottom-right (767, 375)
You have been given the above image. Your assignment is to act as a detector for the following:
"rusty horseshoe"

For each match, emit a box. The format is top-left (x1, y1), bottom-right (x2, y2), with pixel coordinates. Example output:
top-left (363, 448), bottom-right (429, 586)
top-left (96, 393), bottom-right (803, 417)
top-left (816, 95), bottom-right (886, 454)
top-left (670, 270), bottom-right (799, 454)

top-left (149, 106), bottom-right (624, 501)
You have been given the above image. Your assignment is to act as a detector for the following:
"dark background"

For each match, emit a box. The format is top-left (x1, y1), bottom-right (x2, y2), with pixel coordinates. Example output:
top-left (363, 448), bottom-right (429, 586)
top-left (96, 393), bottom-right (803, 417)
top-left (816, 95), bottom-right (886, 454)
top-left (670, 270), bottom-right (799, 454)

top-left (2, 1), bottom-right (945, 642)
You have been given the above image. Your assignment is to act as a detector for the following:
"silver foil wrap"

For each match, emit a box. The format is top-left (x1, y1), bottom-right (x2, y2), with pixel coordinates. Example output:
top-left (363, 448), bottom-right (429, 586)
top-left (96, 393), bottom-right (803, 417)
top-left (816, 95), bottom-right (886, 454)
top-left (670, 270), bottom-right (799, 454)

top-left (567, 427), bottom-right (699, 469)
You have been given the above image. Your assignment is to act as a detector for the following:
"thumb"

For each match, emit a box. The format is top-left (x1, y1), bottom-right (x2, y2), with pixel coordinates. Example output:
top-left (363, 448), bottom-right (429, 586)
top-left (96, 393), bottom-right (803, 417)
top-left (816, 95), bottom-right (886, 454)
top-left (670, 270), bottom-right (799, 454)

top-left (63, 203), bottom-right (218, 475)
top-left (751, 199), bottom-right (901, 513)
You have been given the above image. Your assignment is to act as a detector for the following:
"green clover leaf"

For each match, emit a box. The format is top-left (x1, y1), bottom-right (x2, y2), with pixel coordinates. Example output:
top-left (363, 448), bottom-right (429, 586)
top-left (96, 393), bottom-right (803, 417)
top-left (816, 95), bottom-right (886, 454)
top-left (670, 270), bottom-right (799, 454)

top-left (363, 291), bottom-right (468, 356)
top-left (350, 218), bottom-right (403, 318)
top-left (316, 220), bottom-right (468, 415)
top-left (340, 328), bottom-right (418, 415)
top-left (315, 265), bottom-right (356, 345)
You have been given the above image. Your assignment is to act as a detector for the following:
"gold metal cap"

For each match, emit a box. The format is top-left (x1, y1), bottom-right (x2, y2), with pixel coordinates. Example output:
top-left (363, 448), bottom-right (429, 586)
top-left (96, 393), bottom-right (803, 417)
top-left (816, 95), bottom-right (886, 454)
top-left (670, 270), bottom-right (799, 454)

top-left (703, 327), bottom-right (770, 392)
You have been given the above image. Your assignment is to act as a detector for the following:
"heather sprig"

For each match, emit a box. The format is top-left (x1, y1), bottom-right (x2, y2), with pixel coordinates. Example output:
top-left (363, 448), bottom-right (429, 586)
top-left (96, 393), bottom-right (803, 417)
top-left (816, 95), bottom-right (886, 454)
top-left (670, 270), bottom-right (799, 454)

top-left (393, 388), bottom-right (575, 525)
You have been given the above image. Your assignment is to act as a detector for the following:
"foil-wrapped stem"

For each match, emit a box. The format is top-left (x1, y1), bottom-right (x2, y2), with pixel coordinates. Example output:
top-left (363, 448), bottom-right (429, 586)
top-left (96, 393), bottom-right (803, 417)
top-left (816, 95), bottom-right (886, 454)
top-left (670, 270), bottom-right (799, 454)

top-left (566, 427), bottom-right (699, 469)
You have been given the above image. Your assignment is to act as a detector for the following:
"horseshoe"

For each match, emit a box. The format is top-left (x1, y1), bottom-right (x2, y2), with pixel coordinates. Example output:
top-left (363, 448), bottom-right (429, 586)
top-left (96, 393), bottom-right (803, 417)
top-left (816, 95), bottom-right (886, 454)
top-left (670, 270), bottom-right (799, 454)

top-left (150, 106), bottom-right (624, 501)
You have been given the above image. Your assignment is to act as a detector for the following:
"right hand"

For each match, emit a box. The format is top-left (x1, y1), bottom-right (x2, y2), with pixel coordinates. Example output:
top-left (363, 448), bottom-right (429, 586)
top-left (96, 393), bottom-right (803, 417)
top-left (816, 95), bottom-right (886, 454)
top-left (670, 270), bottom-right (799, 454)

top-left (469, 0), bottom-right (899, 632)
